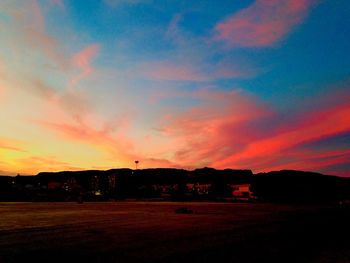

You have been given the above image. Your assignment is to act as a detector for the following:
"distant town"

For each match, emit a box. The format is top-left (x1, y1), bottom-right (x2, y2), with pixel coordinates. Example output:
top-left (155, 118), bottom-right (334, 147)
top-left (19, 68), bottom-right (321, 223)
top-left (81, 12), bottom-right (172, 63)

top-left (0, 168), bottom-right (350, 203)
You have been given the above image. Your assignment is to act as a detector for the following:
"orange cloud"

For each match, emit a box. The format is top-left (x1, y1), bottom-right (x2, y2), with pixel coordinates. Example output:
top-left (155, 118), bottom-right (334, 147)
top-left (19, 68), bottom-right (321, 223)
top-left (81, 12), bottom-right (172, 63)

top-left (36, 119), bottom-right (184, 170)
top-left (215, 0), bottom-right (315, 47)
top-left (0, 138), bottom-right (25, 152)
top-left (38, 120), bottom-right (136, 165)
top-left (16, 156), bottom-right (81, 174)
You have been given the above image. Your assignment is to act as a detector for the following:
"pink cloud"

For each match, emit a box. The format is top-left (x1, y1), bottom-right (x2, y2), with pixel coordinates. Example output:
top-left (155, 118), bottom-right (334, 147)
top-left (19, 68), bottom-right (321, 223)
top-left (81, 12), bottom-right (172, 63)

top-left (215, 0), bottom-right (315, 47)
top-left (70, 44), bottom-right (100, 89)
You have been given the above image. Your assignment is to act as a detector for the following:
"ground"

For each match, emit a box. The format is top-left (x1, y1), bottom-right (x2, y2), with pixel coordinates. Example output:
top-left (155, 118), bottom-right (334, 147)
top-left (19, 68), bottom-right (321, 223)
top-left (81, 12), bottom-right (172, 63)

top-left (0, 202), bottom-right (349, 263)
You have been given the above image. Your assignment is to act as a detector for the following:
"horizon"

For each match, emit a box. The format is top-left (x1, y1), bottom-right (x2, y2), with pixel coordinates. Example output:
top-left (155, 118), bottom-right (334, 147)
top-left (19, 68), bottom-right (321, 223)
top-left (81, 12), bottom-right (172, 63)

top-left (1, 0), bottom-right (350, 176)
top-left (1, 166), bottom-right (345, 179)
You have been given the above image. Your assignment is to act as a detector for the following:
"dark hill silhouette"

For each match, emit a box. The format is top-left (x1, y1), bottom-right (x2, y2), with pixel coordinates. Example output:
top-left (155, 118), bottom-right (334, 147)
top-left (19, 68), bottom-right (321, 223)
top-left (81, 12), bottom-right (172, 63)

top-left (252, 170), bottom-right (350, 203)
top-left (1, 168), bottom-right (349, 203)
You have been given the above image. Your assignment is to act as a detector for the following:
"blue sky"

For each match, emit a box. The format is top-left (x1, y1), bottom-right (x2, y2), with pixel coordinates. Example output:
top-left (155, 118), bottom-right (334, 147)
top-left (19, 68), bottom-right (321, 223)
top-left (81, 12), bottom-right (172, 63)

top-left (0, 0), bottom-right (350, 176)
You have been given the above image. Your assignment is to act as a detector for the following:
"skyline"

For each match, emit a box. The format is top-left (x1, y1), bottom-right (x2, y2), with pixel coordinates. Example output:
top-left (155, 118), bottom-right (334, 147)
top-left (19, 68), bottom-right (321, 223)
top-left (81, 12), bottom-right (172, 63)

top-left (0, 0), bottom-right (350, 176)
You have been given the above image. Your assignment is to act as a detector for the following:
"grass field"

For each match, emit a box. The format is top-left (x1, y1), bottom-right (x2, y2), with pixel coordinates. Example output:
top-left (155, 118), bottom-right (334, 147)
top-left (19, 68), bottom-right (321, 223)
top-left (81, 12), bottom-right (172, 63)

top-left (0, 202), bottom-right (349, 263)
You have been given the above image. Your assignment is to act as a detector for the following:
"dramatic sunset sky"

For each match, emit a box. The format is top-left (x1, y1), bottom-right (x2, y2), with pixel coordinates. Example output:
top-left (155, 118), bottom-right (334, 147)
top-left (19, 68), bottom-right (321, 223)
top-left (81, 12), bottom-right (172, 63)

top-left (0, 0), bottom-right (349, 176)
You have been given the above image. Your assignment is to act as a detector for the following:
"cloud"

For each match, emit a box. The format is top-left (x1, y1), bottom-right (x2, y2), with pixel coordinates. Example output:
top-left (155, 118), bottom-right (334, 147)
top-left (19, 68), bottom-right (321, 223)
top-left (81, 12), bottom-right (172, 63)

top-left (153, 87), bottom-right (350, 175)
top-left (0, 138), bottom-right (26, 152)
top-left (38, 119), bottom-right (137, 165)
top-left (136, 158), bottom-right (180, 169)
top-left (0, 2), bottom-right (97, 127)
top-left (265, 148), bottom-right (350, 173)
top-left (69, 44), bottom-right (100, 89)
top-left (16, 156), bottom-right (81, 174)
top-left (29, 79), bottom-right (57, 100)
top-left (156, 89), bottom-right (271, 168)
top-left (0, 169), bottom-right (16, 176)
top-left (215, 0), bottom-right (316, 47)
top-left (133, 12), bottom-right (257, 83)
top-left (213, 102), bottom-right (350, 170)
top-left (1, 0), bottom-right (67, 68)
top-left (11, 77), bottom-right (92, 124)
top-left (36, 89), bottom-right (271, 171)
top-left (166, 14), bottom-right (183, 39)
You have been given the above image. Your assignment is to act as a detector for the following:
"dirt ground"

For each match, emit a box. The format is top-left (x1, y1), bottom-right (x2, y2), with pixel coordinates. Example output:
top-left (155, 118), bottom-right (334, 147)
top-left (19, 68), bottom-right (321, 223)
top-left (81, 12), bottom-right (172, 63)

top-left (0, 202), bottom-right (349, 263)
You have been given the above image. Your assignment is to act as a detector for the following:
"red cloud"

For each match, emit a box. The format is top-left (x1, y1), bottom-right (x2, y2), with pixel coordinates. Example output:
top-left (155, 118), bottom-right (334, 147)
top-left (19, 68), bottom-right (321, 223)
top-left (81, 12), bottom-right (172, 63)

top-left (215, 0), bottom-right (315, 47)
top-left (265, 149), bottom-right (350, 173)
top-left (214, 102), bottom-right (350, 170)
top-left (157, 89), bottom-right (272, 168)
top-left (155, 88), bottom-right (350, 175)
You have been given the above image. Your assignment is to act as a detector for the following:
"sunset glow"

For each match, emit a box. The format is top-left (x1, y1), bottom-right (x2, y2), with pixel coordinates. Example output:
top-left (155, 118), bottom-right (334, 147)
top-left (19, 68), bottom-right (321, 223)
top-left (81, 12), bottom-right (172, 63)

top-left (0, 0), bottom-right (349, 176)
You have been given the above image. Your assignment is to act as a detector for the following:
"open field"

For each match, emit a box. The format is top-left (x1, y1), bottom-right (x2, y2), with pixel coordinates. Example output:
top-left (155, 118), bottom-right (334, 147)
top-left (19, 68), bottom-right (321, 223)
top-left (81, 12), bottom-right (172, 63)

top-left (0, 202), bottom-right (349, 263)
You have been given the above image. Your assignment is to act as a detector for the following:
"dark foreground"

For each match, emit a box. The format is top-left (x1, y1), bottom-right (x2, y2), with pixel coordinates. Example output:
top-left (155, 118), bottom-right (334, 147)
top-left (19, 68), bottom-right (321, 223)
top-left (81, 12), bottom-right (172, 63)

top-left (0, 202), bottom-right (349, 263)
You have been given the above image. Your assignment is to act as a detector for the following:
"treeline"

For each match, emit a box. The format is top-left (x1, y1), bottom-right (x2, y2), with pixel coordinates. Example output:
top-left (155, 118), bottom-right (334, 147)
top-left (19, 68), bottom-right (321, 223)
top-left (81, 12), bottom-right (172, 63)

top-left (253, 170), bottom-right (350, 203)
top-left (0, 168), bottom-right (349, 203)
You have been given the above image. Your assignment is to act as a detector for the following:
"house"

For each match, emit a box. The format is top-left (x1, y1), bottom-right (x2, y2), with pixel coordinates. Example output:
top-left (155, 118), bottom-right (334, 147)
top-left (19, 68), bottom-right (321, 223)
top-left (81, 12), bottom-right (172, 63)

top-left (63, 177), bottom-right (79, 191)
top-left (230, 184), bottom-right (254, 200)
top-left (47, 181), bottom-right (62, 189)
top-left (108, 174), bottom-right (117, 192)
top-left (189, 183), bottom-right (211, 195)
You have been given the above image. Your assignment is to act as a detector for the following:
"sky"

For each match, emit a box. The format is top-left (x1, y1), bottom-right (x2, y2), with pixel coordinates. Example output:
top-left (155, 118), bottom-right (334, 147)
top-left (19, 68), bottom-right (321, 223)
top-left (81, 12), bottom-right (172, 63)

top-left (0, 0), bottom-right (350, 176)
